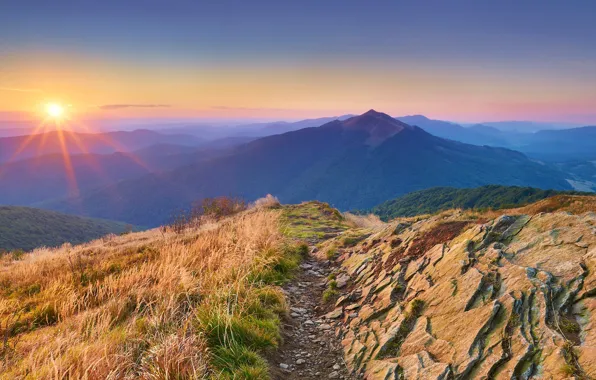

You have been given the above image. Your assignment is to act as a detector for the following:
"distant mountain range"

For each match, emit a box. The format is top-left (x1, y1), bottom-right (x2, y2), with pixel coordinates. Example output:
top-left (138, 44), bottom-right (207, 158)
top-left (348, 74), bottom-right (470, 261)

top-left (0, 129), bottom-right (204, 162)
top-left (0, 139), bottom-right (247, 206)
top-left (397, 115), bottom-right (596, 162)
top-left (0, 206), bottom-right (131, 251)
top-left (48, 110), bottom-right (572, 226)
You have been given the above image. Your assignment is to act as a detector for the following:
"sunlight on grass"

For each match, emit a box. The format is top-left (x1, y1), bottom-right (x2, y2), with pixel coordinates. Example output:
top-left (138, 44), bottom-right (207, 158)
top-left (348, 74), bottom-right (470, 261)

top-left (0, 208), bottom-right (302, 378)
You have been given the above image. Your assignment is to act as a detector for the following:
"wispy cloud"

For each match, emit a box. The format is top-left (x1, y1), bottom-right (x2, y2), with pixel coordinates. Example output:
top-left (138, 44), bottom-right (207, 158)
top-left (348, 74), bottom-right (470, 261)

top-left (98, 104), bottom-right (171, 110)
top-left (211, 106), bottom-right (292, 112)
top-left (0, 87), bottom-right (43, 93)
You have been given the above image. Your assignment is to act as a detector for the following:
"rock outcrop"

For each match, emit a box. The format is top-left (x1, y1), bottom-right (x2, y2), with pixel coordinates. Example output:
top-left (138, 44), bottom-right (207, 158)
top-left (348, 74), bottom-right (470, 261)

top-left (321, 208), bottom-right (596, 379)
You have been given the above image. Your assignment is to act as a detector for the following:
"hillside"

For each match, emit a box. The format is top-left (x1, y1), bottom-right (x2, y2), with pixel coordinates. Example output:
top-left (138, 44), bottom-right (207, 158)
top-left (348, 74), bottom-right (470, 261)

top-left (367, 185), bottom-right (587, 220)
top-left (0, 206), bottom-right (131, 251)
top-left (49, 110), bottom-right (572, 226)
top-left (0, 201), bottom-right (318, 378)
top-left (2, 196), bottom-right (596, 378)
top-left (317, 194), bottom-right (596, 378)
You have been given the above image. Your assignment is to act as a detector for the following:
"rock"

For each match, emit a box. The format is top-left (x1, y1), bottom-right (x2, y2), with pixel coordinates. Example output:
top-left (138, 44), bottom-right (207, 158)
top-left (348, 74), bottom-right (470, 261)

top-left (336, 274), bottom-right (350, 288)
top-left (325, 307), bottom-right (343, 319)
top-left (328, 371), bottom-right (339, 378)
top-left (304, 320), bottom-right (314, 326)
top-left (296, 359), bottom-right (306, 365)
top-left (318, 323), bottom-right (332, 330)
top-left (335, 210), bottom-right (596, 379)
top-left (335, 295), bottom-right (347, 307)
top-left (300, 264), bottom-right (313, 269)
top-left (279, 363), bottom-right (289, 369)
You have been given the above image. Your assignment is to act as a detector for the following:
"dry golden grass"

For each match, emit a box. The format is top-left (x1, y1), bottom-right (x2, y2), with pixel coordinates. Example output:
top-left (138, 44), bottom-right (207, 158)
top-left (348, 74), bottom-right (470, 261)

top-left (342, 212), bottom-right (385, 229)
top-left (0, 209), bottom-right (302, 379)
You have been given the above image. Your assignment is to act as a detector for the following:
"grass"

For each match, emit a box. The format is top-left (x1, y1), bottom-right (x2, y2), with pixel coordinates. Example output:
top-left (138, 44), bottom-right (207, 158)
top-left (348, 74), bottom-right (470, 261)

top-left (322, 289), bottom-right (339, 303)
top-left (280, 201), bottom-right (348, 241)
top-left (0, 208), bottom-right (302, 379)
top-left (325, 247), bottom-right (339, 260)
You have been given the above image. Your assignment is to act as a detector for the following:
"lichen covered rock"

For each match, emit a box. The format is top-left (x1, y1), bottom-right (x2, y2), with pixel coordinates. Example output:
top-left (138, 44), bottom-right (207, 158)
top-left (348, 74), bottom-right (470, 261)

top-left (332, 209), bottom-right (596, 379)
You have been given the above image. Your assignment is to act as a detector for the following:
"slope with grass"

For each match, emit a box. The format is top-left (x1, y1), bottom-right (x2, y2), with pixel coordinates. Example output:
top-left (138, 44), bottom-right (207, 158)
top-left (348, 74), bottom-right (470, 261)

top-left (367, 185), bottom-right (587, 221)
top-left (0, 203), bottom-right (314, 378)
top-left (0, 206), bottom-right (133, 251)
top-left (4, 195), bottom-right (596, 379)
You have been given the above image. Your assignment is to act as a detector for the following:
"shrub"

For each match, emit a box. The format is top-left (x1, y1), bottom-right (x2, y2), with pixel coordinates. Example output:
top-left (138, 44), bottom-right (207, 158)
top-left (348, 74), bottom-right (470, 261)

top-left (252, 194), bottom-right (281, 209)
top-left (192, 196), bottom-right (247, 219)
top-left (322, 288), bottom-right (339, 303)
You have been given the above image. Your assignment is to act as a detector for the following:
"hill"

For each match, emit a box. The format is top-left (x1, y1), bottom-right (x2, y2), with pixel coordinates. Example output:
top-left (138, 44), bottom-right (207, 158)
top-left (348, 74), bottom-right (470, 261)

top-left (322, 195), bottom-right (596, 378)
top-left (367, 185), bottom-right (587, 220)
top-left (49, 110), bottom-right (572, 226)
top-left (0, 201), bottom-right (313, 378)
top-left (0, 206), bottom-right (132, 251)
top-left (2, 196), bottom-right (596, 378)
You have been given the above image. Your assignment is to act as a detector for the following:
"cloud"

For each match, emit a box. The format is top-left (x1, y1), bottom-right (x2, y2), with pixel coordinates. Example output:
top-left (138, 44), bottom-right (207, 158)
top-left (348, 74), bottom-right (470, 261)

top-left (98, 104), bottom-right (171, 110)
top-left (0, 87), bottom-right (43, 93)
top-left (210, 106), bottom-right (293, 112)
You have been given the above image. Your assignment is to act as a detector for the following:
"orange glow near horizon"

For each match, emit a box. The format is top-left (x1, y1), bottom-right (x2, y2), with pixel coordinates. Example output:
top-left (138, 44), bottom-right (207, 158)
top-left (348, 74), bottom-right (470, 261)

top-left (1, 54), bottom-right (595, 124)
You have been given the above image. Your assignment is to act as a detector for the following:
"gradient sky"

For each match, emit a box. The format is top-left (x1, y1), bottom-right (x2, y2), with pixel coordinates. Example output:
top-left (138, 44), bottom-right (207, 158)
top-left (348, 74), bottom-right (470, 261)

top-left (1, 0), bottom-right (595, 123)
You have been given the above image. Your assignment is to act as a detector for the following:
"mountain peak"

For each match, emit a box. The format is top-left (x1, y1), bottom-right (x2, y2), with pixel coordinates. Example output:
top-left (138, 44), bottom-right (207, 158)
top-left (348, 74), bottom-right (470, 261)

top-left (342, 109), bottom-right (413, 146)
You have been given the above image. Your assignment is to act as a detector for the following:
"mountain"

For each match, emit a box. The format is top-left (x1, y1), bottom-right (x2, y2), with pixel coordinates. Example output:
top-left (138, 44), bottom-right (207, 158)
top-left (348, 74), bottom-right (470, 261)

top-left (396, 115), bottom-right (522, 147)
top-left (0, 206), bottom-right (131, 251)
top-left (477, 120), bottom-right (577, 132)
top-left (366, 185), bottom-right (586, 220)
top-left (519, 126), bottom-right (596, 161)
top-left (0, 139), bottom-right (245, 206)
top-left (0, 129), bottom-right (204, 162)
top-left (47, 110), bottom-right (572, 226)
top-left (155, 116), bottom-right (354, 140)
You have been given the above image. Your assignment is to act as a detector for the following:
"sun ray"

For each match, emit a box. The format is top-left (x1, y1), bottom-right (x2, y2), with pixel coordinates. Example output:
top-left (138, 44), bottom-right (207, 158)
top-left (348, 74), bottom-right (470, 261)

top-left (55, 128), bottom-right (79, 197)
top-left (70, 120), bottom-right (152, 171)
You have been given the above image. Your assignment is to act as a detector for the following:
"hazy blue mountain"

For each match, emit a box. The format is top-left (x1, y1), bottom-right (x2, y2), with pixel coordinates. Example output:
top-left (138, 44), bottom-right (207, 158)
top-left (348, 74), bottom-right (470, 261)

top-left (0, 139), bottom-right (247, 206)
top-left (48, 110), bottom-right (572, 226)
top-left (0, 129), bottom-right (204, 162)
top-left (519, 126), bottom-right (596, 161)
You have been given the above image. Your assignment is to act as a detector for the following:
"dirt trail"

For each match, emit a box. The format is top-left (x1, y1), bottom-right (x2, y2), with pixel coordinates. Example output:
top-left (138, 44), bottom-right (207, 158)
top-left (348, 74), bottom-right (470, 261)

top-left (269, 252), bottom-right (357, 380)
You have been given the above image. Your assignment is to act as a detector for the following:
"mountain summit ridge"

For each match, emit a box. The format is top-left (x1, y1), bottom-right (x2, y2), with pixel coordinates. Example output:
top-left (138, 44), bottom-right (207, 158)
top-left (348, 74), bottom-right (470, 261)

top-left (341, 109), bottom-right (414, 146)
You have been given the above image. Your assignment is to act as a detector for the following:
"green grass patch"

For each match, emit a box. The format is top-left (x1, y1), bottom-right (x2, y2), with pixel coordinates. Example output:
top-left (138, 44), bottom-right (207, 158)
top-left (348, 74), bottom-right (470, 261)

top-left (280, 202), bottom-right (348, 241)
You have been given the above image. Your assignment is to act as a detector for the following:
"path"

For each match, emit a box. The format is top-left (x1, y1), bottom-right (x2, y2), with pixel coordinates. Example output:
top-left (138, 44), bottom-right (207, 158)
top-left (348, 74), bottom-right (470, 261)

top-left (269, 252), bottom-right (358, 380)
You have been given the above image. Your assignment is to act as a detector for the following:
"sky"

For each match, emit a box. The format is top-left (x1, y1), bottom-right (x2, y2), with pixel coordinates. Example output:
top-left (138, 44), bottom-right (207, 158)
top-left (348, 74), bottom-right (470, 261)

top-left (1, 0), bottom-right (595, 124)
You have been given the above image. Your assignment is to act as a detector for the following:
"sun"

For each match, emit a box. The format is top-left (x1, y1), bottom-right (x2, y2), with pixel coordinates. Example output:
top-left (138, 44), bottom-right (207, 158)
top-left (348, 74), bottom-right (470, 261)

top-left (45, 103), bottom-right (65, 119)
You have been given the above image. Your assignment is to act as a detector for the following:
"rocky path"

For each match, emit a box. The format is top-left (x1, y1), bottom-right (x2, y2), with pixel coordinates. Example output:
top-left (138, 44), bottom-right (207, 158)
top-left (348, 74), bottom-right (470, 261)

top-left (269, 253), bottom-right (357, 380)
